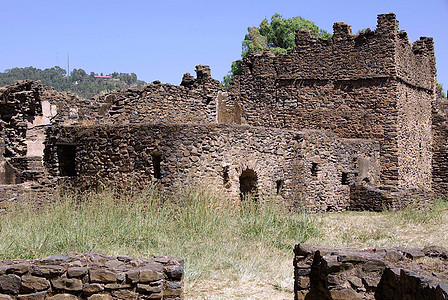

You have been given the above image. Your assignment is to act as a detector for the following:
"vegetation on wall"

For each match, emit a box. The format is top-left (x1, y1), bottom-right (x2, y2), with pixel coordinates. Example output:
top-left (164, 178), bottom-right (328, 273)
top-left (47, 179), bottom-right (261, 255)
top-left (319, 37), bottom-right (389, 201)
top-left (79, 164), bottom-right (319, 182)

top-left (223, 14), bottom-right (332, 87)
top-left (0, 66), bottom-right (146, 99)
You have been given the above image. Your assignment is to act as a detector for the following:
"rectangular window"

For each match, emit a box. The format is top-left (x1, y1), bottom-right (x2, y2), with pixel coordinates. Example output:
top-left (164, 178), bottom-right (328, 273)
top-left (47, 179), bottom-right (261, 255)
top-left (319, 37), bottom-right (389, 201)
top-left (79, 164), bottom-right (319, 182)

top-left (152, 154), bottom-right (161, 179)
top-left (57, 145), bottom-right (77, 176)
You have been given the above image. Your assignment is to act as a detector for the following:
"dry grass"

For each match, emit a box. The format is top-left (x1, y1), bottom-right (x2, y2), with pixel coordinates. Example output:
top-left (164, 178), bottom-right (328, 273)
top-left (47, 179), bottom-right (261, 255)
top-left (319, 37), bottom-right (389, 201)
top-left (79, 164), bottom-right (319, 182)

top-left (0, 187), bottom-right (447, 299)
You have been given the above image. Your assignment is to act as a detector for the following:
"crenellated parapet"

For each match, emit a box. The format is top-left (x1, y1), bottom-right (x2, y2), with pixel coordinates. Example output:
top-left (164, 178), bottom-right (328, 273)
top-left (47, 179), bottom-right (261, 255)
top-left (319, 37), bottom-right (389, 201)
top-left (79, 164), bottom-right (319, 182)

top-left (241, 13), bottom-right (436, 90)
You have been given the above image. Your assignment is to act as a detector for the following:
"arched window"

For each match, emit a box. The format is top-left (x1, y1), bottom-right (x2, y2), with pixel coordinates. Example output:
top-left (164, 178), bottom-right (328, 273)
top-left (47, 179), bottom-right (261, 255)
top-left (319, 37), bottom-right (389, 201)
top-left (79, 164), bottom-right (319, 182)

top-left (239, 168), bottom-right (258, 200)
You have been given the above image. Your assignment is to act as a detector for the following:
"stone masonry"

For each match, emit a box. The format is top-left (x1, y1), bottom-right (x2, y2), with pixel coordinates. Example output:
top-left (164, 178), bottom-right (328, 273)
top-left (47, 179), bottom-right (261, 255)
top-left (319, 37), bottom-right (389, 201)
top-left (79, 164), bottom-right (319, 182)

top-left (0, 252), bottom-right (184, 300)
top-left (294, 243), bottom-right (448, 300)
top-left (0, 13), bottom-right (444, 211)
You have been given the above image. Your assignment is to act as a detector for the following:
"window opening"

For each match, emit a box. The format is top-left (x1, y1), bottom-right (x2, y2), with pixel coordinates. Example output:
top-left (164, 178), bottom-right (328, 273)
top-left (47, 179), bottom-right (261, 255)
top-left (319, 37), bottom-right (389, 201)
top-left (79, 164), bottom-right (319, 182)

top-left (57, 145), bottom-right (77, 176)
top-left (341, 172), bottom-right (349, 185)
top-left (223, 165), bottom-right (231, 188)
top-left (239, 168), bottom-right (258, 201)
top-left (311, 162), bottom-right (318, 177)
top-left (276, 179), bottom-right (284, 195)
top-left (152, 154), bottom-right (161, 179)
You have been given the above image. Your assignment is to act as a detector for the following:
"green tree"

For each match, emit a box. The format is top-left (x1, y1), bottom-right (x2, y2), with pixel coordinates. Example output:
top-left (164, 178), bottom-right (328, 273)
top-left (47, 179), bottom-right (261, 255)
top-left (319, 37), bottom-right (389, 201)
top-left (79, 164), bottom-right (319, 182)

top-left (0, 66), bottom-right (146, 98)
top-left (438, 83), bottom-right (447, 99)
top-left (224, 14), bottom-right (332, 87)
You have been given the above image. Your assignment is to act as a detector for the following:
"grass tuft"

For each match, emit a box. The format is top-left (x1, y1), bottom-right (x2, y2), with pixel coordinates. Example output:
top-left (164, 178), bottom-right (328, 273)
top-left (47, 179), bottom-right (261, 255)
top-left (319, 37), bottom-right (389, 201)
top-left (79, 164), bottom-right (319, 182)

top-left (1, 187), bottom-right (447, 299)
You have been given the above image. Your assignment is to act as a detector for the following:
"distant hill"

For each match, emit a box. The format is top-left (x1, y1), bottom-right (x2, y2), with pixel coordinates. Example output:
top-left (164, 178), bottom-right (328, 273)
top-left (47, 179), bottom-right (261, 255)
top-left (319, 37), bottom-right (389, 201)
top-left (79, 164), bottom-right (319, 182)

top-left (0, 66), bottom-right (146, 99)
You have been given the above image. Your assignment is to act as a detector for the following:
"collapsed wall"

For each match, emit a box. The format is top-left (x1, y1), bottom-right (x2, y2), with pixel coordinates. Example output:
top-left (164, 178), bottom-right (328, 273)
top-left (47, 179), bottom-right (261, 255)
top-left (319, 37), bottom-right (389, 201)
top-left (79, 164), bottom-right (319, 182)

top-left (294, 243), bottom-right (448, 300)
top-left (0, 252), bottom-right (184, 299)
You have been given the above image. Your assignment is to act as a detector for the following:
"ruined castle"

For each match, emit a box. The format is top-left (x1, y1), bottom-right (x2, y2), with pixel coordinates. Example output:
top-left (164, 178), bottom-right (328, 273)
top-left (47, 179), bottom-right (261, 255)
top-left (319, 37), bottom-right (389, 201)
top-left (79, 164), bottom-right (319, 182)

top-left (0, 13), bottom-right (445, 211)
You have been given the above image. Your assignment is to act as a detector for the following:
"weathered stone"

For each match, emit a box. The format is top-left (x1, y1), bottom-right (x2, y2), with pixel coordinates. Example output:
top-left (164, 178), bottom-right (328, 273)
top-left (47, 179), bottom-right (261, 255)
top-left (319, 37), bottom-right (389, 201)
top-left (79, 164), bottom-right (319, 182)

top-left (17, 291), bottom-right (47, 300)
top-left (87, 294), bottom-right (113, 300)
top-left (139, 269), bottom-right (163, 283)
top-left (0, 294), bottom-right (13, 300)
top-left (423, 246), bottom-right (448, 259)
top-left (30, 265), bottom-right (66, 278)
top-left (67, 267), bottom-right (87, 278)
top-left (104, 283), bottom-right (131, 290)
top-left (136, 283), bottom-right (162, 293)
top-left (7, 264), bottom-right (29, 275)
top-left (329, 289), bottom-right (364, 300)
top-left (0, 274), bottom-right (21, 293)
top-left (163, 265), bottom-right (183, 280)
top-left (362, 259), bottom-right (386, 272)
top-left (51, 277), bottom-right (83, 291)
top-left (89, 269), bottom-right (117, 283)
top-left (46, 294), bottom-right (77, 300)
top-left (82, 283), bottom-right (104, 293)
top-left (126, 270), bottom-right (140, 283)
top-left (111, 289), bottom-right (138, 299)
top-left (21, 276), bottom-right (50, 292)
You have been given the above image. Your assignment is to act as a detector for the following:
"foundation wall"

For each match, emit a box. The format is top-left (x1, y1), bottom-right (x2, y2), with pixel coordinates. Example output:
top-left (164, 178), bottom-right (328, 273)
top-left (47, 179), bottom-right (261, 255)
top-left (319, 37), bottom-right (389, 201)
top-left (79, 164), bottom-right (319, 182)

top-left (0, 253), bottom-right (184, 300)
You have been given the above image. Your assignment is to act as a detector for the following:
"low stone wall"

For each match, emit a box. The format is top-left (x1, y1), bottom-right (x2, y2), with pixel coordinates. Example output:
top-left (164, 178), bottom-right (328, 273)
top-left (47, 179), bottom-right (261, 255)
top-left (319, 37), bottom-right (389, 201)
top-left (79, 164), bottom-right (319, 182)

top-left (294, 243), bottom-right (448, 299)
top-left (0, 253), bottom-right (184, 300)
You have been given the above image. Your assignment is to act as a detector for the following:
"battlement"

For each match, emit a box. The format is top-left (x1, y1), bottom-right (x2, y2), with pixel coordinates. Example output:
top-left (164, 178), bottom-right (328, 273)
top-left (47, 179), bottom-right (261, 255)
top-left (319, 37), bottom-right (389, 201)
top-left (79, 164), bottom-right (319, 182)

top-left (245, 13), bottom-right (436, 89)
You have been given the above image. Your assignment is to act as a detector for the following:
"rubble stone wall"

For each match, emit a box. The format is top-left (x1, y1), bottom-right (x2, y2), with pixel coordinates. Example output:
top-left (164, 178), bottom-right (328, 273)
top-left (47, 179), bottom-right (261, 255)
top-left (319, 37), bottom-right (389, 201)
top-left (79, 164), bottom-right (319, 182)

top-left (0, 252), bottom-right (184, 300)
top-left (294, 243), bottom-right (448, 300)
top-left (44, 124), bottom-right (380, 211)
top-left (235, 13), bottom-right (435, 195)
top-left (432, 86), bottom-right (448, 196)
top-left (97, 66), bottom-right (226, 126)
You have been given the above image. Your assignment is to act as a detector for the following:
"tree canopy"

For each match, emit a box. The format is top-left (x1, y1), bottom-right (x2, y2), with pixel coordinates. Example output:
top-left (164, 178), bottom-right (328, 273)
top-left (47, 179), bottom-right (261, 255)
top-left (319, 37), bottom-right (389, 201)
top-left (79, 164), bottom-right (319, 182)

top-left (438, 83), bottom-right (447, 99)
top-left (0, 66), bottom-right (146, 99)
top-left (223, 14), bottom-right (332, 87)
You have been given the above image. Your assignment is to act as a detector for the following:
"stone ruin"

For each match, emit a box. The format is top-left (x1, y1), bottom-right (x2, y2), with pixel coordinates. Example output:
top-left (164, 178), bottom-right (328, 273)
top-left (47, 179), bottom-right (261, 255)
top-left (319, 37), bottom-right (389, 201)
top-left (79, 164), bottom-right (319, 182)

top-left (0, 252), bottom-right (184, 299)
top-left (294, 243), bottom-right (448, 299)
top-left (0, 13), bottom-right (445, 212)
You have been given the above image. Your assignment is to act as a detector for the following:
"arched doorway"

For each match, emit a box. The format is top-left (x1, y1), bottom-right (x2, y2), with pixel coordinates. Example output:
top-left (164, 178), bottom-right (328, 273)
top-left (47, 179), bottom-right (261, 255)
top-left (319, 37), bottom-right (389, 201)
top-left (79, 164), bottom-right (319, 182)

top-left (239, 168), bottom-right (258, 200)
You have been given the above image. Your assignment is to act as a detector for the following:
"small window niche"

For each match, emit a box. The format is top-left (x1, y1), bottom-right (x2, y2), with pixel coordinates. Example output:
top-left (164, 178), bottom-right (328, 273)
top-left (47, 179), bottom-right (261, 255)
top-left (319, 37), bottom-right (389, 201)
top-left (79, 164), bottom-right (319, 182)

top-left (341, 172), bottom-right (349, 185)
top-left (57, 144), bottom-right (77, 176)
top-left (151, 154), bottom-right (162, 179)
top-left (311, 162), bottom-right (319, 177)
top-left (276, 179), bottom-right (284, 195)
top-left (223, 165), bottom-right (231, 189)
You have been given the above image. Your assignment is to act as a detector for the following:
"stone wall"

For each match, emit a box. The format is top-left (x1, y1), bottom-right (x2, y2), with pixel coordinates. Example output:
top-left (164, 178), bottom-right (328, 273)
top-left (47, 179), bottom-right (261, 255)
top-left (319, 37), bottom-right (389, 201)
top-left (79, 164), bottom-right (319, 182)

top-left (0, 252), bottom-right (184, 300)
top-left (432, 86), bottom-right (448, 196)
top-left (294, 243), bottom-right (448, 300)
top-left (44, 124), bottom-right (381, 211)
top-left (234, 13), bottom-right (435, 197)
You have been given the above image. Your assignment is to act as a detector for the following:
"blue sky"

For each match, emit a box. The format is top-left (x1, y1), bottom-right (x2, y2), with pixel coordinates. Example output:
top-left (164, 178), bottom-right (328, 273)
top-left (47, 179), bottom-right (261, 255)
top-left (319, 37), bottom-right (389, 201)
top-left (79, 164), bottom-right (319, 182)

top-left (1, 0), bottom-right (447, 93)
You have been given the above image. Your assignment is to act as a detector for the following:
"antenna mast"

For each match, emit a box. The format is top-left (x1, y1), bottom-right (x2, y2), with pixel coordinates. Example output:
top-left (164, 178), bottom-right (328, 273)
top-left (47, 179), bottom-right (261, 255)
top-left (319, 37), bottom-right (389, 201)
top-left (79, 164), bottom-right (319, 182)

top-left (67, 53), bottom-right (70, 77)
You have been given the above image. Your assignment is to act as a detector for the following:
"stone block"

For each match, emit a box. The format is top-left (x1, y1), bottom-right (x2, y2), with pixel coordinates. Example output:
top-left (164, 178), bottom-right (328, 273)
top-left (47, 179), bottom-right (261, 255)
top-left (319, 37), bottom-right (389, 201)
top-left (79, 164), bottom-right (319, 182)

top-left (51, 277), bottom-right (83, 291)
top-left (67, 267), bottom-right (88, 278)
top-left (31, 265), bottom-right (66, 278)
top-left (82, 283), bottom-right (104, 293)
top-left (21, 276), bottom-right (50, 292)
top-left (111, 289), bottom-right (139, 299)
top-left (0, 274), bottom-right (21, 293)
top-left (47, 294), bottom-right (77, 300)
top-left (164, 265), bottom-right (183, 281)
top-left (136, 283), bottom-right (162, 293)
top-left (7, 264), bottom-right (29, 275)
top-left (89, 269), bottom-right (117, 283)
top-left (87, 294), bottom-right (113, 300)
top-left (126, 270), bottom-right (140, 283)
top-left (139, 269), bottom-right (163, 283)
top-left (17, 291), bottom-right (47, 300)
